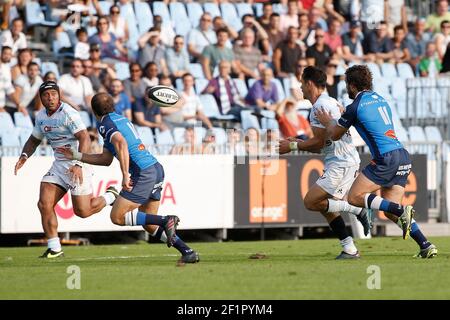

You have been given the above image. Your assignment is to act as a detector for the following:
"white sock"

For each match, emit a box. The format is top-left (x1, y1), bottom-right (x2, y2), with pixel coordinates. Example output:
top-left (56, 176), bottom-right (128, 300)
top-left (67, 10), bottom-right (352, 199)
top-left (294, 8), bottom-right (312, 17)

top-left (124, 211), bottom-right (138, 226)
top-left (47, 237), bottom-right (61, 252)
top-left (328, 199), bottom-right (362, 216)
top-left (102, 192), bottom-right (116, 206)
top-left (339, 236), bottom-right (358, 255)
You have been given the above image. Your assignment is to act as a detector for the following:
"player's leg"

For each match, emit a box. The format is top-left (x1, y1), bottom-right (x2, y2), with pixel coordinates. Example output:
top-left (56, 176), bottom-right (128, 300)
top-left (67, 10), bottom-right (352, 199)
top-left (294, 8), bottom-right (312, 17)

top-left (304, 184), bottom-right (359, 258)
top-left (37, 182), bottom-right (66, 258)
top-left (140, 200), bottom-right (199, 263)
top-left (381, 186), bottom-right (437, 258)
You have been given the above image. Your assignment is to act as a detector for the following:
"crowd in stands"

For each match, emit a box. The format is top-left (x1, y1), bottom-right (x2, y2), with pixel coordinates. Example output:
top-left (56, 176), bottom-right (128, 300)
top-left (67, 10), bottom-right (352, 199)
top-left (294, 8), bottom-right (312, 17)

top-left (1, 0), bottom-right (450, 155)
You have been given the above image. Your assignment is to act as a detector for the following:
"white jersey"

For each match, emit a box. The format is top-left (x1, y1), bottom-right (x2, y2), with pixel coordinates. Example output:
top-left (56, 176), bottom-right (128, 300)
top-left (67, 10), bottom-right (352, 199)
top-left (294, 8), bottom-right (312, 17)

top-left (32, 102), bottom-right (86, 161)
top-left (309, 93), bottom-right (360, 168)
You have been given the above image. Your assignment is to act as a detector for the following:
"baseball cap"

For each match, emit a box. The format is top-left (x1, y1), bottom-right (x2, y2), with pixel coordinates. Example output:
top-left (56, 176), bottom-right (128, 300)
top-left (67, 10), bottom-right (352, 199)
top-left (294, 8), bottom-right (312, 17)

top-left (39, 81), bottom-right (59, 96)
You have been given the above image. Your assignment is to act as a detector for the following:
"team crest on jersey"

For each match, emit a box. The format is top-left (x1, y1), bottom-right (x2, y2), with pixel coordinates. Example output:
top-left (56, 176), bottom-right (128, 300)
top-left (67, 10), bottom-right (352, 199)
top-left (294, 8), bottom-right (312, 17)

top-left (384, 129), bottom-right (397, 139)
top-left (99, 126), bottom-right (105, 134)
top-left (138, 144), bottom-right (145, 151)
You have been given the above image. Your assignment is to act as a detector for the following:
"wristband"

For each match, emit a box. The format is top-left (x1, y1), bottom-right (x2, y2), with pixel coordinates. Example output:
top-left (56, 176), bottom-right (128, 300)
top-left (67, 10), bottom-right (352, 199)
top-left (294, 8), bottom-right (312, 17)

top-left (289, 141), bottom-right (298, 152)
top-left (74, 160), bottom-right (83, 168)
top-left (21, 152), bottom-right (28, 159)
top-left (73, 150), bottom-right (83, 161)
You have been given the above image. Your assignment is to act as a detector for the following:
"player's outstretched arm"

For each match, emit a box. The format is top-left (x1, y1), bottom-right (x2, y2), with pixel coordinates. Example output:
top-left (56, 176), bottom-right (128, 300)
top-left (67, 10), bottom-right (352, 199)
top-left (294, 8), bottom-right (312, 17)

top-left (56, 147), bottom-right (114, 166)
top-left (14, 135), bottom-right (42, 175)
top-left (110, 133), bottom-right (132, 191)
top-left (296, 126), bottom-right (327, 153)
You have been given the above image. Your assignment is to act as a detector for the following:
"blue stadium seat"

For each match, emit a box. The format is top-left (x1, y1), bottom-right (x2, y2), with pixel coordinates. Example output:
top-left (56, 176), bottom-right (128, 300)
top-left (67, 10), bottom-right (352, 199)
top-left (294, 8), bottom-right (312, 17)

top-left (189, 63), bottom-right (205, 79)
top-left (233, 78), bottom-right (248, 97)
top-left (394, 124), bottom-right (408, 143)
top-left (175, 18), bottom-right (193, 37)
top-left (365, 62), bottom-right (382, 78)
top-left (220, 3), bottom-right (243, 31)
top-left (0, 129), bottom-right (21, 147)
top-left (25, 1), bottom-right (58, 27)
top-left (169, 2), bottom-right (189, 22)
top-left (186, 2), bottom-right (204, 28)
top-left (241, 110), bottom-right (261, 130)
top-left (18, 128), bottom-right (33, 147)
top-left (172, 127), bottom-right (186, 144)
top-left (199, 94), bottom-right (235, 120)
top-left (175, 78), bottom-right (184, 91)
top-left (98, 1), bottom-right (113, 16)
top-left (0, 112), bottom-right (15, 135)
top-left (120, 2), bottom-right (139, 51)
top-left (260, 110), bottom-right (279, 130)
top-left (425, 126), bottom-right (442, 142)
top-left (381, 63), bottom-right (398, 78)
top-left (194, 127), bottom-right (207, 144)
top-left (272, 3), bottom-right (286, 14)
top-left (13, 112), bottom-right (33, 129)
top-left (253, 3), bottom-right (263, 17)
top-left (282, 78), bottom-right (291, 98)
top-left (134, 125), bottom-right (154, 146)
top-left (236, 3), bottom-right (254, 17)
top-left (203, 3), bottom-right (221, 18)
top-left (195, 78), bottom-right (209, 94)
top-left (134, 1), bottom-right (153, 35)
top-left (397, 63), bottom-right (415, 79)
top-left (79, 111), bottom-right (92, 128)
top-left (115, 62), bottom-right (131, 81)
top-left (52, 31), bottom-right (73, 55)
top-left (155, 129), bottom-right (175, 145)
top-left (408, 126), bottom-right (426, 153)
top-left (153, 1), bottom-right (172, 24)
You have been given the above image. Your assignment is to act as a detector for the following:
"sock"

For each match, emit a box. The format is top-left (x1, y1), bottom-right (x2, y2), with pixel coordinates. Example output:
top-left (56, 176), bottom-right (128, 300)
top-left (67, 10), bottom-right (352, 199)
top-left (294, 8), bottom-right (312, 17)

top-left (329, 215), bottom-right (349, 240)
top-left (102, 192), bottom-right (116, 206)
top-left (124, 211), bottom-right (167, 226)
top-left (396, 219), bottom-right (431, 249)
top-left (47, 237), bottom-right (61, 252)
top-left (151, 227), bottom-right (192, 255)
top-left (340, 236), bottom-right (358, 255)
top-left (364, 194), bottom-right (404, 216)
top-left (327, 199), bottom-right (362, 216)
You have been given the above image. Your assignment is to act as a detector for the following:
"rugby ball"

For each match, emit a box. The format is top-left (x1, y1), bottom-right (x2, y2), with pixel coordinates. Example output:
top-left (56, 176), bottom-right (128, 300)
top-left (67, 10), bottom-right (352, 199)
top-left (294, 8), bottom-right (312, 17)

top-left (147, 85), bottom-right (180, 107)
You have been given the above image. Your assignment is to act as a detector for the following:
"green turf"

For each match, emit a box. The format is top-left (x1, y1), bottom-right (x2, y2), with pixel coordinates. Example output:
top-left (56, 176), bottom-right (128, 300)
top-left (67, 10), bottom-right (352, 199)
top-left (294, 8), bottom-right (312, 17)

top-left (1, 237), bottom-right (449, 299)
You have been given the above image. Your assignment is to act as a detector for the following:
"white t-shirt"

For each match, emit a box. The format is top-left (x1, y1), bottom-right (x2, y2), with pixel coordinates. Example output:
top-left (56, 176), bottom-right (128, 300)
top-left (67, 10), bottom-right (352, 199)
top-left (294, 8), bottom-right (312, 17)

top-left (109, 17), bottom-right (127, 40)
top-left (0, 62), bottom-right (14, 108)
top-left (280, 14), bottom-right (299, 33)
top-left (32, 102), bottom-right (86, 160)
top-left (7, 75), bottom-right (43, 108)
top-left (74, 42), bottom-right (90, 60)
top-left (188, 27), bottom-right (217, 55)
top-left (180, 89), bottom-right (203, 125)
top-left (388, 0), bottom-right (404, 27)
top-left (0, 30), bottom-right (27, 54)
top-left (309, 92), bottom-right (360, 168)
top-left (58, 74), bottom-right (94, 109)
top-left (360, 0), bottom-right (384, 24)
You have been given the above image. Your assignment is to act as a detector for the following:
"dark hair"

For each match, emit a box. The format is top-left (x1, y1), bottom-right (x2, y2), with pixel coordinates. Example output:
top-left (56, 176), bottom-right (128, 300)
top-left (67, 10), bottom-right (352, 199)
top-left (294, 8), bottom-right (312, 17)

top-left (27, 61), bottom-right (39, 69)
top-left (241, 14), bottom-right (254, 23)
top-left (1, 46), bottom-right (12, 53)
top-left (216, 27), bottom-right (229, 36)
top-left (174, 35), bottom-right (184, 42)
top-left (144, 61), bottom-right (158, 75)
top-left (345, 65), bottom-right (373, 92)
top-left (301, 66), bottom-right (327, 88)
top-left (263, 2), bottom-right (272, 8)
top-left (91, 93), bottom-right (115, 116)
top-left (182, 72), bottom-right (194, 81)
top-left (129, 62), bottom-right (141, 72)
top-left (76, 27), bottom-right (87, 37)
top-left (12, 17), bottom-right (23, 25)
top-left (441, 19), bottom-right (450, 28)
top-left (394, 25), bottom-right (405, 33)
top-left (109, 4), bottom-right (120, 14)
top-left (270, 13), bottom-right (280, 19)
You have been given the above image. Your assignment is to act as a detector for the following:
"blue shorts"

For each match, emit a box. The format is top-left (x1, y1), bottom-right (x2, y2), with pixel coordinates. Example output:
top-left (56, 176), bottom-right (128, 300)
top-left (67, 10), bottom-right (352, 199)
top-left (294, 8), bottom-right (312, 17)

top-left (362, 148), bottom-right (411, 188)
top-left (120, 162), bottom-right (165, 205)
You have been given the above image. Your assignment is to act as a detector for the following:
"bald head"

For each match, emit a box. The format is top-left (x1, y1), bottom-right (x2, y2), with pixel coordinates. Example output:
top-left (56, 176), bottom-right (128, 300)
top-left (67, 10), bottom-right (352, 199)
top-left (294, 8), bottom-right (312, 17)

top-left (92, 92), bottom-right (115, 117)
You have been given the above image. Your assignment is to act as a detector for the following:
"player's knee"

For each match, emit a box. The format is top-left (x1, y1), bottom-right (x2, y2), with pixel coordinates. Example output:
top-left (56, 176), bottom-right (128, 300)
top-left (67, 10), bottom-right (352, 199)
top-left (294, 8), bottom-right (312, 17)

top-left (37, 199), bottom-right (52, 213)
top-left (304, 194), bottom-right (318, 211)
top-left (347, 191), bottom-right (361, 207)
top-left (73, 207), bottom-right (91, 218)
top-left (110, 213), bottom-right (125, 226)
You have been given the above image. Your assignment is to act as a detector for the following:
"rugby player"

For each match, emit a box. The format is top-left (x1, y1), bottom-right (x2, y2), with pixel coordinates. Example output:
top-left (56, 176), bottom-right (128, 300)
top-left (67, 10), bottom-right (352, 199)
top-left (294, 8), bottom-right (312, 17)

top-left (279, 66), bottom-right (373, 259)
top-left (316, 65), bottom-right (437, 258)
top-left (14, 81), bottom-right (118, 258)
top-left (57, 93), bottom-right (199, 263)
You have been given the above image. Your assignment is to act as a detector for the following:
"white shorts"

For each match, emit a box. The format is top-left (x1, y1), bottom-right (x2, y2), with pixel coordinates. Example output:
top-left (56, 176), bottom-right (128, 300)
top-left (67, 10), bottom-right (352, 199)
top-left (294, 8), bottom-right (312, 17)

top-left (41, 160), bottom-right (93, 196)
top-left (315, 164), bottom-right (359, 199)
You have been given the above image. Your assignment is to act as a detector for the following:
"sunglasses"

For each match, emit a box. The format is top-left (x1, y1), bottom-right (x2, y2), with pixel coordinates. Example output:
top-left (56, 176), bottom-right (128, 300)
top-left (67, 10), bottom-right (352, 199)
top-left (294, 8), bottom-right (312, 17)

top-left (131, 69), bottom-right (141, 72)
top-left (327, 64), bottom-right (338, 68)
top-left (175, 42), bottom-right (184, 45)
top-left (111, 11), bottom-right (120, 14)
top-left (297, 64), bottom-right (306, 68)
top-left (201, 18), bottom-right (212, 22)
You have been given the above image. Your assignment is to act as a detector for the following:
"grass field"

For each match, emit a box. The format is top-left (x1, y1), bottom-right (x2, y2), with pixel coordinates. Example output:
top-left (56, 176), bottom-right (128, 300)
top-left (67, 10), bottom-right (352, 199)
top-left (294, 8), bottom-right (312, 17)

top-left (1, 237), bottom-right (449, 299)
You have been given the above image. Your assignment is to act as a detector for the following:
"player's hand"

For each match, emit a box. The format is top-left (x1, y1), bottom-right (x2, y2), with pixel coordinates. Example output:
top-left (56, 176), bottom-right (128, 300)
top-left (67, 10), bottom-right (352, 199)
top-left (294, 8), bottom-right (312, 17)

top-left (55, 147), bottom-right (75, 160)
top-left (122, 174), bottom-right (133, 192)
top-left (14, 155), bottom-right (27, 175)
top-left (68, 165), bottom-right (83, 185)
top-left (278, 139), bottom-right (293, 155)
top-left (315, 107), bottom-right (333, 126)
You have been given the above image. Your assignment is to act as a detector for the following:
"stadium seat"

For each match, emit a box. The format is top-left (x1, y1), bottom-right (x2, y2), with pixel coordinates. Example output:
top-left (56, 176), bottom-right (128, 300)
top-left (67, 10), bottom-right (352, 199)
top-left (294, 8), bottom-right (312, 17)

top-left (172, 127), bottom-right (186, 144)
top-left (241, 110), bottom-right (261, 130)
top-left (155, 129), bottom-right (175, 146)
top-left (194, 127), bottom-right (207, 144)
top-left (397, 63), bottom-right (415, 79)
top-left (0, 112), bottom-right (15, 135)
top-left (25, 1), bottom-right (58, 27)
top-left (13, 112), bottom-right (33, 129)
top-left (169, 2), bottom-right (189, 22)
top-left (175, 78), bottom-right (184, 91)
top-left (220, 3), bottom-right (243, 31)
top-left (195, 78), bottom-right (209, 94)
top-left (203, 3), bottom-right (221, 18)
top-left (272, 3), bottom-right (286, 14)
top-left (79, 111), bottom-right (92, 128)
top-left (0, 129), bottom-right (21, 147)
top-left (394, 124), bottom-right (408, 143)
top-left (335, 64), bottom-right (346, 76)
top-left (98, 1), bottom-right (113, 15)
top-left (260, 110), bottom-right (279, 130)
top-left (41, 61), bottom-right (60, 79)
top-left (253, 3), bottom-right (263, 17)
top-left (199, 94), bottom-right (235, 120)
top-left (282, 78), bottom-right (291, 98)
top-left (153, 1), bottom-right (172, 24)
top-left (189, 63), bottom-right (205, 79)
top-left (365, 62), bottom-right (382, 78)
top-left (373, 81), bottom-right (391, 100)
top-left (186, 2), bottom-right (204, 28)
top-left (135, 125), bottom-right (154, 146)
top-left (248, 78), bottom-right (284, 102)
top-left (175, 18), bottom-right (193, 37)
top-left (52, 31), bottom-right (73, 56)
top-left (115, 62), bottom-right (131, 81)
top-left (134, 1), bottom-right (153, 35)
top-left (211, 127), bottom-right (227, 145)
top-left (425, 126), bottom-right (442, 142)
top-left (120, 2), bottom-right (139, 50)
top-left (18, 128), bottom-right (32, 147)
top-left (408, 126), bottom-right (427, 153)
top-left (381, 63), bottom-right (398, 78)
top-left (236, 3), bottom-right (254, 18)
top-left (230, 78), bottom-right (246, 97)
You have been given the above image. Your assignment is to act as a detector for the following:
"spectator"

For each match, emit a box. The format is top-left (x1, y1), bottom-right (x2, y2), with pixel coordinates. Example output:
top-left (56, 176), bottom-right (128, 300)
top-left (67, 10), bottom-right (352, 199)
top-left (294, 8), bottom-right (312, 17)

top-left (108, 5), bottom-right (129, 44)
top-left (325, 58), bottom-right (340, 99)
top-left (364, 21), bottom-right (394, 63)
top-left (419, 42), bottom-right (442, 77)
top-left (159, 75), bottom-right (174, 88)
top-left (187, 13), bottom-right (216, 62)
top-left (407, 18), bottom-right (432, 69)
top-left (289, 58), bottom-right (312, 110)
top-left (10, 48), bottom-right (32, 81)
top-left (360, 0), bottom-right (385, 37)
top-left (74, 27), bottom-right (90, 60)
top-left (323, 0), bottom-right (346, 24)
top-left (276, 99), bottom-right (313, 140)
top-left (0, 17), bottom-right (27, 55)
top-left (87, 43), bottom-right (117, 91)
top-left (441, 43), bottom-right (450, 73)
top-left (257, 2), bottom-right (273, 31)
top-left (342, 20), bottom-right (366, 63)
top-left (234, 28), bottom-right (263, 80)
top-left (267, 13), bottom-right (284, 55)
top-left (392, 25), bottom-right (411, 64)
top-left (89, 16), bottom-right (128, 63)
top-left (110, 79), bottom-right (131, 120)
top-left (58, 58), bottom-right (94, 111)
top-left (240, 14), bottom-right (269, 57)
top-left (165, 35), bottom-right (190, 79)
top-left (245, 68), bottom-right (279, 111)
top-left (123, 63), bottom-right (147, 109)
top-left (201, 28), bottom-right (239, 80)
top-left (0, 46), bottom-right (22, 117)
top-left (426, 0), bottom-right (450, 34)
top-left (434, 20), bottom-right (450, 61)
top-left (142, 62), bottom-right (159, 87)
top-left (304, 7), bottom-right (326, 46)
top-left (213, 16), bottom-right (238, 43)
top-left (280, 0), bottom-right (300, 33)
top-left (43, 71), bottom-right (57, 82)
top-left (324, 18), bottom-right (343, 54)
top-left (298, 13), bottom-right (311, 45)
top-left (306, 28), bottom-right (333, 69)
top-left (170, 127), bottom-right (203, 155)
top-left (7, 61), bottom-right (43, 117)
top-left (82, 58), bottom-right (105, 93)
top-left (132, 88), bottom-right (167, 133)
top-left (202, 60), bottom-right (247, 120)
top-left (385, 0), bottom-right (407, 35)
top-left (137, 27), bottom-right (168, 75)
top-left (176, 73), bottom-right (213, 129)
top-left (153, 14), bottom-right (176, 47)
top-left (273, 26), bottom-right (304, 77)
